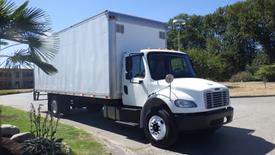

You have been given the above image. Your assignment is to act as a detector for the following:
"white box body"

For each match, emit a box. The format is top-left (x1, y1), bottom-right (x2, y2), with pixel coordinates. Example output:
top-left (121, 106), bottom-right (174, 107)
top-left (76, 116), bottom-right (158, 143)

top-left (34, 11), bottom-right (167, 99)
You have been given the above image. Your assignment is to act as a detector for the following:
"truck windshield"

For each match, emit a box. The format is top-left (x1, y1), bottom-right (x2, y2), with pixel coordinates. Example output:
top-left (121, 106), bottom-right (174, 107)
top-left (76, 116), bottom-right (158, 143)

top-left (147, 52), bottom-right (196, 80)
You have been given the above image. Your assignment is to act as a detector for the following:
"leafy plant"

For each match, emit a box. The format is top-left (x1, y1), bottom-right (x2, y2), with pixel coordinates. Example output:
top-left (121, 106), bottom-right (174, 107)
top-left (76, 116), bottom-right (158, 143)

top-left (246, 52), bottom-right (269, 74)
top-left (21, 137), bottom-right (64, 155)
top-left (0, 0), bottom-right (58, 74)
top-left (29, 104), bottom-right (59, 139)
top-left (255, 64), bottom-right (275, 82)
top-left (229, 71), bottom-right (256, 82)
top-left (187, 48), bottom-right (225, 81)
top-left (21, 104), bottom-right (70, 155)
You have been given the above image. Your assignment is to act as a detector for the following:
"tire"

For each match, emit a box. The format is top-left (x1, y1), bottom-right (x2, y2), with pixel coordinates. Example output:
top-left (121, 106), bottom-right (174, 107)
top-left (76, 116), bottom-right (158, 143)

top-left (87, 104), bottom-right (103, 113)
top-left (48, 95), bottom-right (70, 116)
top-left (144, 108), bottom-right (178, 148)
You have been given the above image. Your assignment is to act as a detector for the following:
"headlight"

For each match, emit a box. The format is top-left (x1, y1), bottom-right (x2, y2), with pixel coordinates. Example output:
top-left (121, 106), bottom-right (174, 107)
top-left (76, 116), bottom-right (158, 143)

top-left (174, 99), bottom-right (197, 108)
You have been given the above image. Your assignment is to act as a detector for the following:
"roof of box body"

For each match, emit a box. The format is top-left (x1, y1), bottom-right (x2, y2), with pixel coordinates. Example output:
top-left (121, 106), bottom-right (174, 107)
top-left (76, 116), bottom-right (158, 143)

top-left (56, 10), bottom-right (168, 34)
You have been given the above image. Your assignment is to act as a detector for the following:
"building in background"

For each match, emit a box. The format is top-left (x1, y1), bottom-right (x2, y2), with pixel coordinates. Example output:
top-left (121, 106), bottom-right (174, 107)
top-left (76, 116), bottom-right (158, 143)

top-left (0, 68), bottom-right (34, 89)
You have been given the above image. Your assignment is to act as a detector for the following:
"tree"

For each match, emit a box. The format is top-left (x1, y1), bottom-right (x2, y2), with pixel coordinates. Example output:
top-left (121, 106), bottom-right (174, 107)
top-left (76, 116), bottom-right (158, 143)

top-left (187, 48), bottom-right (225, 81)
top-left (0, 0), bottom-right (58, 74)
top-left (255, 64), bottom-right (275, 82)
top-left (167, 0), bottom-right (275, 80)
top-left (239, 0), bottom-right (275, 63)
top-left (205, 3), bottom-right (258, 74)
top-left (167, 14), bottom-right (206, 50)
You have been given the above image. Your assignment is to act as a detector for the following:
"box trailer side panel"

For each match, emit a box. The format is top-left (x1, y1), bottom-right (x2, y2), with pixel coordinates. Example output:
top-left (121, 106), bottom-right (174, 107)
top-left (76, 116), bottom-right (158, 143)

top-left (34, 14), bottom-right (110, 98)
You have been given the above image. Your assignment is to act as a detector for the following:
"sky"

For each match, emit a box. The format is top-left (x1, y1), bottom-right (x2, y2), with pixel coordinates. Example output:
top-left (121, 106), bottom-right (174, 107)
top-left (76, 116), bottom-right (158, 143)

top-left (2, 0), bottom-right (241, 67)
top-left (15, 0), bottom-right (241, 32)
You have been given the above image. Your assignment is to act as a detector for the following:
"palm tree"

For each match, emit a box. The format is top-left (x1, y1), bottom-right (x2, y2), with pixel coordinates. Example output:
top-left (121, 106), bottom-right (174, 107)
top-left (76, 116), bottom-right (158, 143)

top-left (0, 0), bottom-right (58, 74)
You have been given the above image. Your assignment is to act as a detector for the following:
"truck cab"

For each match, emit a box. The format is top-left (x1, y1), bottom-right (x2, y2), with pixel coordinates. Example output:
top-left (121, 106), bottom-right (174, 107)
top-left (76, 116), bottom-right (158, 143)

top-left (122, 49), bottom-right (233, 147)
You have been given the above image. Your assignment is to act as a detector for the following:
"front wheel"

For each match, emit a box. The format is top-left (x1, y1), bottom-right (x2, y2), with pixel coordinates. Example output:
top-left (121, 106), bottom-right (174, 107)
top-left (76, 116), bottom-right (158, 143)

top-left (144, 108), bottom-right (178, 148)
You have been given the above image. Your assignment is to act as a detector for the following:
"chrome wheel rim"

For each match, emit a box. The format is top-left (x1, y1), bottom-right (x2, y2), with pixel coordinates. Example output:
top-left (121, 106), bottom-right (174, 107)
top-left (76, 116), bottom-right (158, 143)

top-left (51, 100), bottom-right (58, 114)
top-left (148, 115), bottom-right (166, 140)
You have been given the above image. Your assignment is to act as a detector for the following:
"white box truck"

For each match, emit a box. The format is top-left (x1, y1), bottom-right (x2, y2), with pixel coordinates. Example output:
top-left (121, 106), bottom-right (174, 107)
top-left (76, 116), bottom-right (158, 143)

top-left (34, 10), bottom-right (233, 148)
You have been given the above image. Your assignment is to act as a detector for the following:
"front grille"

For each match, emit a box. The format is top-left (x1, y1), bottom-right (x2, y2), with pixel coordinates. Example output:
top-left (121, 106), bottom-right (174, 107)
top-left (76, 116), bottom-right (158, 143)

top-left (205, 90), bottom-right (229, 109)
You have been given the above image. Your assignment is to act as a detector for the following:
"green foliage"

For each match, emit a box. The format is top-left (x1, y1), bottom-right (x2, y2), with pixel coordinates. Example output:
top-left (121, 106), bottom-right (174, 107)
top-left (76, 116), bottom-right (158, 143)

top-left (167, 14), bottom-right (206, 50)
top-left (0, 0), bottom-right (58, 74)
top-left (229, 71), bottom-right (256, 82)
top-left (21, 104), bottom-right (70, 155)
top-left (187, 48), bottom-right (225, 81)
top-left (238, 0), bottom-right (275, 63)
top-left (0, 89), bottom-right (17, 95)
top-left (21, 137), bottom-right (68, 155)
top-left (246, 52), bottom-right (269, 74)
top-left (29, 104), bottom-right (60, 139)
top-left (252, 52), bottom-right (269, 67)
top-left (255, 64), bottom-right (275, 81)
top-left (168, 0), bottom-right (275, 80)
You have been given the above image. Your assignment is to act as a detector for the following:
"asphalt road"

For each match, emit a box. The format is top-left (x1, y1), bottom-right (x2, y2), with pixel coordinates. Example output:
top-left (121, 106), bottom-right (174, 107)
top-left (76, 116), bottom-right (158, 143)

top-left (1, 93), bottom-right (275, 155)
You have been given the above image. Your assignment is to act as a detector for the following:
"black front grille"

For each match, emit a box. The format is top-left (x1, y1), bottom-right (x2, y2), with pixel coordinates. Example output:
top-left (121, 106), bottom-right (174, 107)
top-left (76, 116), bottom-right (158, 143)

top-left (205, 91), bottom-right (229, 109)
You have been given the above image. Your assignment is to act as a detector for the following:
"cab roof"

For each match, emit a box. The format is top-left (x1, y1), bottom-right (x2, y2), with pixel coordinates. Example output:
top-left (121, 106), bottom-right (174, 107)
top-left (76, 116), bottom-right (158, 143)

top-left (140, 49), bottom-right (186, 55)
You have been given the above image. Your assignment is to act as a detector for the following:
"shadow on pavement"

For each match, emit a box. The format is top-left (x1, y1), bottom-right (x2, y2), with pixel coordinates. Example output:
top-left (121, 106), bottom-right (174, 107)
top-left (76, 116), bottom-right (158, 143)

top-left (62, 109), bottom-right (275, 155)
top-left (170, 127), bottom-right (275, 155)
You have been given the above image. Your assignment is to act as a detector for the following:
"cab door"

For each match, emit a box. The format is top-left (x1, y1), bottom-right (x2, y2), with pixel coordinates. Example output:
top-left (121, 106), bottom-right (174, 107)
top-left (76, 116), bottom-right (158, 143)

top-left (122, 54), bottom-right (148, 107)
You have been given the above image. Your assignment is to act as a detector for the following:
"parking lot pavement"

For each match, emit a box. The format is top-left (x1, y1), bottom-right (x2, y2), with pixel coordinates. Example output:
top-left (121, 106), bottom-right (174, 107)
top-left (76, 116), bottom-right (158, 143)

top-left (1, 93), bottom-right (275, 155)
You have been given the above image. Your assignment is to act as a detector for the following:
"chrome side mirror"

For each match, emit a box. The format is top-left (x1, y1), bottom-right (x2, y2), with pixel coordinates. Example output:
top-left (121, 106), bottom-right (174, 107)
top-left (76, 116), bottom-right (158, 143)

top-left (165, 74), bottom-right (174, 84)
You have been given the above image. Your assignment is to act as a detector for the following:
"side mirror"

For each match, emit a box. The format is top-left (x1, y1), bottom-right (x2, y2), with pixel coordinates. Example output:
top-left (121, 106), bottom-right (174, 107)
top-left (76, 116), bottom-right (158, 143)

top-left (165, 74), bottom-right (174, 83)
top-left (166, 74), bottom-right (174, 100)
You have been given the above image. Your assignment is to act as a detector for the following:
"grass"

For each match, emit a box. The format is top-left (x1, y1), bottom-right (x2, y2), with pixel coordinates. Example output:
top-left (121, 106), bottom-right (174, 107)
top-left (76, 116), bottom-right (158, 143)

top-left (0, 90), bottom-right (19, 95)
top-left (0, 89), bottom-right (32, 96)
top-left (222, 82), bottom-right (275, 97)
top-left (0, 105), bottom-right (106, 155)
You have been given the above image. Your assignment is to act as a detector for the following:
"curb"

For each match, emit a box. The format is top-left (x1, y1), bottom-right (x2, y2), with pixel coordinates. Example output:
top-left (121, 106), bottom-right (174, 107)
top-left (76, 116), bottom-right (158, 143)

top-left (230, 95), bottom-right (275, 98)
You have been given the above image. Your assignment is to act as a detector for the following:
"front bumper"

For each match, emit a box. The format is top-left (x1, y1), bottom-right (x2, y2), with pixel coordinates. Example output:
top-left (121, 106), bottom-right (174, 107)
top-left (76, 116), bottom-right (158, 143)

top-left (174, 107), bottom-right (234, 131)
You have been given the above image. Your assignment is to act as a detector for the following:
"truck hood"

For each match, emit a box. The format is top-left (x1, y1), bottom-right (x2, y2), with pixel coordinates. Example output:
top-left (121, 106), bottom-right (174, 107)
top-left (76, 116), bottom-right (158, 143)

top-left (153, 78), bottom-right (227, 92)
top-left (150, 78), bottom-right (229, 113)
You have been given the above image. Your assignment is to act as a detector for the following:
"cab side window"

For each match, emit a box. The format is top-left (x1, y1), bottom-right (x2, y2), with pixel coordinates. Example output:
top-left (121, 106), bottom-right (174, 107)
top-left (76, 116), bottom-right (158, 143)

top-left (127, 55), bottom-right (145, 78)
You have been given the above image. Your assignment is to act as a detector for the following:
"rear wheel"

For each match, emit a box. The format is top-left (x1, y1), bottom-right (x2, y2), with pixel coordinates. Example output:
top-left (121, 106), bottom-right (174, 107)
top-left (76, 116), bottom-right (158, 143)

top-left (144, 108), bottom-right (178, 148)
top-left (48, 95), bottom-right (70, 116)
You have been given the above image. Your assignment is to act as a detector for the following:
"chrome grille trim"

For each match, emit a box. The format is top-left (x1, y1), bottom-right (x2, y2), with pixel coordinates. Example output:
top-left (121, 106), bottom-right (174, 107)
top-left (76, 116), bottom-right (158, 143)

top-left (204, 90), bottom-right (229, 109)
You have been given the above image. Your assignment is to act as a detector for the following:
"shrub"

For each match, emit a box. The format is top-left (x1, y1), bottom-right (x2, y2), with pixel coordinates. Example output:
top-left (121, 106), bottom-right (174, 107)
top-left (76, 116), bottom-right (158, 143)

top-left (21, 137), bottom-right (64, 155)
top-left (21, 104), bottom-right (70, 155)
top-left (255, 64), bottom-right (275, 82)
top-left (229, 71), bottom-right (256, 82)
top-left (29, 104), bottom-right (60, 140)
top-left (246, 52), bottom-right (269, 74)
top-left (187, 48), bottom-right (225, 81)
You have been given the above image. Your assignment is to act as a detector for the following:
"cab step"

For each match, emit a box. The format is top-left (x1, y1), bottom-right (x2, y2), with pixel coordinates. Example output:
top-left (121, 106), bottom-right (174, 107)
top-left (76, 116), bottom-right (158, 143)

top-left (103, 105), bottom-right (141, 123)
